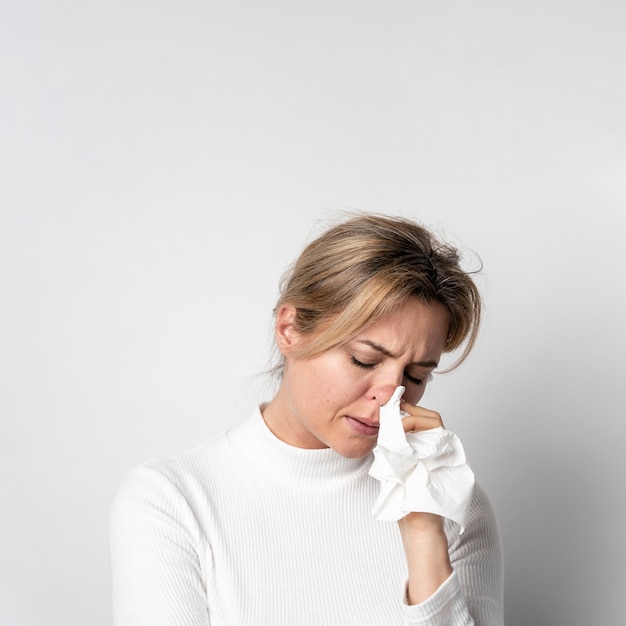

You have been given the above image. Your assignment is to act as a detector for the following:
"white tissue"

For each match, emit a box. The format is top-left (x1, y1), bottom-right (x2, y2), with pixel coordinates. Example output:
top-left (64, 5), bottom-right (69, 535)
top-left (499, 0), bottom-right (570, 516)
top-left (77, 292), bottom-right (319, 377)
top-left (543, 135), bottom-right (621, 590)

top-left (368, 386), bottom-right (475, 533)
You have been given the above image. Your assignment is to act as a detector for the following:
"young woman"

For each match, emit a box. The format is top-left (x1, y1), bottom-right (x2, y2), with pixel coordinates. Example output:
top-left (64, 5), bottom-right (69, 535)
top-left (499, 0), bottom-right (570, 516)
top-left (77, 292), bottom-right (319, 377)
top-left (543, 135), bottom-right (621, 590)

top-left (110, 213), bottom-right (504, 625)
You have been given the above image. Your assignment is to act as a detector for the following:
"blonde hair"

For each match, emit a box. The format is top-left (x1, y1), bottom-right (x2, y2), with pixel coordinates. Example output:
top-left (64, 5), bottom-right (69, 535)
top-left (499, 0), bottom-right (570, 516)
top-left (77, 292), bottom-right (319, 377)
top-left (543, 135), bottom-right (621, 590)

top-left (273, 213), bottom-right (482, 373)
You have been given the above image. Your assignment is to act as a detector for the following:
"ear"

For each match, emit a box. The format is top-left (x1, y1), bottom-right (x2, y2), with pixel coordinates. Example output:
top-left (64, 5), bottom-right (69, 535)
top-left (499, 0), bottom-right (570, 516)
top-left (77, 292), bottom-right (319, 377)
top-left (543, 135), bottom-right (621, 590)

top-left (274, 305), bottom-right (302, 356)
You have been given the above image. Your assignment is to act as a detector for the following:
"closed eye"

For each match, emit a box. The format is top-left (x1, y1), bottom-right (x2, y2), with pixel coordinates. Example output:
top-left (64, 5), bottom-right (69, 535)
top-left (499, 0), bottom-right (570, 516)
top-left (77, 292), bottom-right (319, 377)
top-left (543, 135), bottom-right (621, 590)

top-left (350, 356), bottom-right (377, 370)
top-left (404, 371), bottom-right (435, 386)
top-left (404, 372), bottom-right (424, 386)
top-left (352, 355), bottom-right (429, 386)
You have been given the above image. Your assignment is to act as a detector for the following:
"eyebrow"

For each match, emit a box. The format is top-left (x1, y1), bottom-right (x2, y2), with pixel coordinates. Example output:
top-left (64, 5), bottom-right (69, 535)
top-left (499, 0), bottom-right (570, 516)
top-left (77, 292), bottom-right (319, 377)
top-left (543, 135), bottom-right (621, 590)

top-left (355, 339), bottom-right (440, 369)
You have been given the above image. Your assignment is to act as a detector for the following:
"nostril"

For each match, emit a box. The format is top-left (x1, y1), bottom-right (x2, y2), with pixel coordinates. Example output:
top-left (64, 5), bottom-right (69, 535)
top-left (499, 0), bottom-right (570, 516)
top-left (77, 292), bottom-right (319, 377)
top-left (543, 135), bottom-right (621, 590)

top-left (371, 385), bottom-right (400, 407)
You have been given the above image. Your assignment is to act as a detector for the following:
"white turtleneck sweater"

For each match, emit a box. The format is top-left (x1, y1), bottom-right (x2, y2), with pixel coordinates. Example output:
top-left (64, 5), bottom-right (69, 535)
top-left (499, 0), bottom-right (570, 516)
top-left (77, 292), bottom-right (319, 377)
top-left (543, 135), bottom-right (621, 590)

top-left (110, 408), bottom-right (503, 625)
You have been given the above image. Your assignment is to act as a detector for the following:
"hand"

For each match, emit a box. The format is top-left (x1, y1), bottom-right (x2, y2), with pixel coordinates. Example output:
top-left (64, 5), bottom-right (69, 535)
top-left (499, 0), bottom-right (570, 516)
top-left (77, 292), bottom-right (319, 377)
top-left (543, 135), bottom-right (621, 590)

top-left (398, 401), bottom-right (445, 432)
top-left (396, 402), bottom-right (452, 605)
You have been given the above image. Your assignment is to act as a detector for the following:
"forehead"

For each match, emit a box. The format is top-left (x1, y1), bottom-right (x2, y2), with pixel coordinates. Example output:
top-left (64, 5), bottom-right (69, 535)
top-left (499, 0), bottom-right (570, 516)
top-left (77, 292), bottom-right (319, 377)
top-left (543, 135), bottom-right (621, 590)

top-left (354, 299), bottom-right (449, 358)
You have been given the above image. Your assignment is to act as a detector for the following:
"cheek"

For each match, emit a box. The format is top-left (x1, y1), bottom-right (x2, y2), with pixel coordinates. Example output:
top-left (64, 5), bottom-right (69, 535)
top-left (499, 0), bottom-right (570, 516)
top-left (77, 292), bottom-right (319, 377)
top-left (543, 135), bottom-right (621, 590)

top-left (289, 352), bottom-right (373, 408)
top-left (323, 365), bottom-right (362, 403)
top-left (315, 358), bottom-right (369, 406)
top-left (292, 357), bottom-right (352, 405)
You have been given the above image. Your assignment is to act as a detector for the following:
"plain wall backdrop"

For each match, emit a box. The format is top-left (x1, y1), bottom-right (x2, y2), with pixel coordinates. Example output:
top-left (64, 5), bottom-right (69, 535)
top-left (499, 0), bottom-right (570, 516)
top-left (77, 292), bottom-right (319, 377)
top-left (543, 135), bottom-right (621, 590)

top-left (1, 1), bottom-right (624, 624)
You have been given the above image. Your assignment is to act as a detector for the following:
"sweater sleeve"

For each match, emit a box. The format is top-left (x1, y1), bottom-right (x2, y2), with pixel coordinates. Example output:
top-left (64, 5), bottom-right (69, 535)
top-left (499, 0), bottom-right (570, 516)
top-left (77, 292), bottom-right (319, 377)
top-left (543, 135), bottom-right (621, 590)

top-left (400, 483), bottom-right (504, 625)
top-left (109, 464), bottom-right (210, 626)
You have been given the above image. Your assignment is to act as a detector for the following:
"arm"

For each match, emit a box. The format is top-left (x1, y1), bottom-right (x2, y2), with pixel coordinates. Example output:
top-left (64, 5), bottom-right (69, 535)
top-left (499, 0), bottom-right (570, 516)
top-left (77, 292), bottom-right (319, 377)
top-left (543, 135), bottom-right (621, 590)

top-left (109, 465), bottom-right (210, 626)
top-left (399, 512), bottom-right (453, 605)
top-left (389, 401), bottom-right (503, 625)
top-left (399, 483), bottom-right (504, 625)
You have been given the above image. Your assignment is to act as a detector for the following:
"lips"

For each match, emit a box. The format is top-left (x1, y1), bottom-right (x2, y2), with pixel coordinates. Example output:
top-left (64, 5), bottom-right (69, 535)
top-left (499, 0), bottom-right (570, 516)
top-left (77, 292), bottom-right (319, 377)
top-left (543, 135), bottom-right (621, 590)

top-left (345, 416), bottom-right (380, 437)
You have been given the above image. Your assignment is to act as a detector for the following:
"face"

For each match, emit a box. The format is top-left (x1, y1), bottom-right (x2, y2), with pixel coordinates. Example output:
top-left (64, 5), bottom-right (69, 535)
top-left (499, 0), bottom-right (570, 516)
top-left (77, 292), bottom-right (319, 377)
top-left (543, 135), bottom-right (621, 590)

top-left (262, 297), bottom-right (450, 458)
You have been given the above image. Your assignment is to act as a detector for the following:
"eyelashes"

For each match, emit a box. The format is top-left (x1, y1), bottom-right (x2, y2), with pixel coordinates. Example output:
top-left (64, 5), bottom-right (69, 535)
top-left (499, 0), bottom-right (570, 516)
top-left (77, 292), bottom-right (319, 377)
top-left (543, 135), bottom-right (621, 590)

top-left (404, 373), bottom-right (425, 386)
top-left (350, 356), bottom-right (425, 386)
top-left (350, 356), bottom-right (376, 370)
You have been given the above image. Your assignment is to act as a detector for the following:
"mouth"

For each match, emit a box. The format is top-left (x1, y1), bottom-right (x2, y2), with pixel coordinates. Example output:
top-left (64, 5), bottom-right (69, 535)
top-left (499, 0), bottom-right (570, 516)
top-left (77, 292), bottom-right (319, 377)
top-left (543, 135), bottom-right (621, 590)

top-left (344, 416), bottom-right (380, 437)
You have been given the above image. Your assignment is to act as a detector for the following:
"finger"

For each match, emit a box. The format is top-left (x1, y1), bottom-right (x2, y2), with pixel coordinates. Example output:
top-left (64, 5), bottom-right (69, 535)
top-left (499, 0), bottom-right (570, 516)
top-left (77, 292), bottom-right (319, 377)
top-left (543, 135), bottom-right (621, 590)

top-left (399, 400), bottom-right (442, 421)
top-left (399, 401), bottom-right (444, 432)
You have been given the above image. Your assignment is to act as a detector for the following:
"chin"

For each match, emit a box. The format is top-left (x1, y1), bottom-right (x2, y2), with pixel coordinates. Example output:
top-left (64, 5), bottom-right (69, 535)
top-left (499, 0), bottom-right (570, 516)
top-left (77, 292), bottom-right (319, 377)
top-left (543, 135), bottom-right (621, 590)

top-left (334, 441), bottom-right (376, 459)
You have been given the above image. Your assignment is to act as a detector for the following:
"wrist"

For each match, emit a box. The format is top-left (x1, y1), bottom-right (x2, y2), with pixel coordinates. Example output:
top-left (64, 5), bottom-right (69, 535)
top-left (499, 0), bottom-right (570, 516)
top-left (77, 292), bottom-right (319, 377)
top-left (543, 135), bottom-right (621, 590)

top-left (398, 512), bottom-right (452, 605)
top-left (398, 511), bottom-right (445, 536)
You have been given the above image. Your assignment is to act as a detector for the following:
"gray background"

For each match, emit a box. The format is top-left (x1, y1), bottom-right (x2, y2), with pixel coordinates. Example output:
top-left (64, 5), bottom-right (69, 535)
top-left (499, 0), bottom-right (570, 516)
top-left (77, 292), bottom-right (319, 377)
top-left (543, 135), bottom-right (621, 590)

top-left (1, 1), bottom-right (624, 625)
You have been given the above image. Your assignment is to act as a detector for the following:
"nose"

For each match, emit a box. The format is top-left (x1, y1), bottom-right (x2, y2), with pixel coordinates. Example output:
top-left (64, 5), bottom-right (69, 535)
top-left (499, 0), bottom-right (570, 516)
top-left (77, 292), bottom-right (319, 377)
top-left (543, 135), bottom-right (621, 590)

top-left (370, 384), bottom-right (399, 407)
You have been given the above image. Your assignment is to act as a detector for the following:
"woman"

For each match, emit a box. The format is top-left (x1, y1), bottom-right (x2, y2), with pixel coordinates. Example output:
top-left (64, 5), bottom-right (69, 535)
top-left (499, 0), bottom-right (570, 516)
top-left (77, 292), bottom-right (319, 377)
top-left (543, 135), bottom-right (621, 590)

top-left (110, 213), bottom-right (504, 625)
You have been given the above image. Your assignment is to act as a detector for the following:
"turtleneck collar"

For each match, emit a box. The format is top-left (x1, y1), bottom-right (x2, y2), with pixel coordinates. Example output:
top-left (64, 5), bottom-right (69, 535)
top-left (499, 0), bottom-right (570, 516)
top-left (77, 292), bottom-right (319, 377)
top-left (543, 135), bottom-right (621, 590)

top-left (227, 406), bottom-right (372, 485)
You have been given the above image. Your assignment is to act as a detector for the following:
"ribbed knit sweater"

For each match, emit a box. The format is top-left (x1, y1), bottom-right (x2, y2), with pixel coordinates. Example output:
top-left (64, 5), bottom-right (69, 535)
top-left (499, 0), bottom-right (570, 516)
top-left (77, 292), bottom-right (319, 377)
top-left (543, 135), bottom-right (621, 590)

top-left (110, 408), bottom-right (503, 625)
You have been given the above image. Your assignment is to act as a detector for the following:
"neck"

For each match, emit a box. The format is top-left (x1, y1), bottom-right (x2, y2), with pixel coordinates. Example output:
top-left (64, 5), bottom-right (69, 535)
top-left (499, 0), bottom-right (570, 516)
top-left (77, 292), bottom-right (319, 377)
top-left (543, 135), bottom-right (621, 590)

top-left (261, 389), bottom-right (329, 450)
top-left (227, 407), bottom-right (370, 485)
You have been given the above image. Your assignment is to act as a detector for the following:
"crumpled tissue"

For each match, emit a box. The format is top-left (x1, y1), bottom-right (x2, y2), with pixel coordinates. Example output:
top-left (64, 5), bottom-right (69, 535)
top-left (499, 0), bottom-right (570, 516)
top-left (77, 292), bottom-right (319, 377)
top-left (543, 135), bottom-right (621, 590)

top-left (368, 386), bottom-right (475, 532)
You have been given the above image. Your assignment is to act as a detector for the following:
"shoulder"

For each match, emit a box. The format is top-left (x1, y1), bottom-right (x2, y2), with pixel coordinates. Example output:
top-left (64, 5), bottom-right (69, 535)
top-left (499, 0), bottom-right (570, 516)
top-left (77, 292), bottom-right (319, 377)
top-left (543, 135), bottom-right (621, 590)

top-left (110, 430), bottom-right (234, 531)
top-left (146, 429), bottom-right (233, 488)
